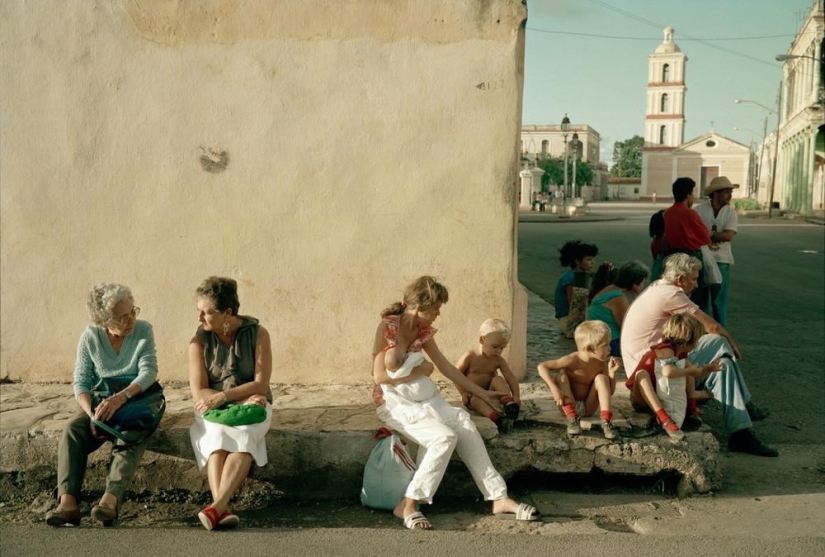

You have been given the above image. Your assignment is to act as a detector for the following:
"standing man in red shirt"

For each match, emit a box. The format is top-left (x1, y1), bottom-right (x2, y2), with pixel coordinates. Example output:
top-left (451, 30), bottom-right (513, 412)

top-left (661, 177), bottom-right (713, 308)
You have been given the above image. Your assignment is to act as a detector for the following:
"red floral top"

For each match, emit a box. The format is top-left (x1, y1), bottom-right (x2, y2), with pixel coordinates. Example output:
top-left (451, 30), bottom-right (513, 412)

top-left (372, 315), bottom-right (437, 408)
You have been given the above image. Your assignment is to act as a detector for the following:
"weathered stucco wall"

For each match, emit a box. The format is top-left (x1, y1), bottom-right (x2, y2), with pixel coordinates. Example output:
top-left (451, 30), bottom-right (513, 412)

top-left (1, 0), bottom-right (527, 383)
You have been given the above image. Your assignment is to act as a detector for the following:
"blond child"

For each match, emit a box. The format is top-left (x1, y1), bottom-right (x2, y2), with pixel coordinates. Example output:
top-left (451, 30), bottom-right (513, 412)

top-left (625, 313), bottom-right (722, 440)
top-left (537, 320), bottom-right (620, 440)
top-left (455, 319), bottom-right (521, 433)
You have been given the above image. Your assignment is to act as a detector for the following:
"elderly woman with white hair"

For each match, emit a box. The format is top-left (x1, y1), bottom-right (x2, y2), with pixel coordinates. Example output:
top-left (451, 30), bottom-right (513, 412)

top-left (46, 283), bottom-right (164, 527)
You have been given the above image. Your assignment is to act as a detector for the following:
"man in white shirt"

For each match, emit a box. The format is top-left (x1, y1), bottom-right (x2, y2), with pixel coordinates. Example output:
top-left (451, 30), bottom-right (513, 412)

top-left (693, 176), bottom-right (739, 326)
top-left (621, 254), bottom-right (776, 457)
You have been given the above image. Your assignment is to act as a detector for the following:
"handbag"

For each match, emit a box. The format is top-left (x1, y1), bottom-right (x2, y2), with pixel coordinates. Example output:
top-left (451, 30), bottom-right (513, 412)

top-left (92, 380), bottom-right (166, 444)
top-left (360, 427), bottom-right (416, 511)
top-left (699, 245), bottom-right (723, 286)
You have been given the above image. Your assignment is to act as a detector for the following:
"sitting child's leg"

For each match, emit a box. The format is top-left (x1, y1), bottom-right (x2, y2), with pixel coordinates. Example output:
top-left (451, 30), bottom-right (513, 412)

top-left (490, 376), bottom-right (520, 419)
top-left (591, 375), bottom-right (617, 440)
top-left (556, 373), bottom-right (582, 436)
top-left (631, 373), bottom-right (684, 440)
top-left (468, 393), bottom-right (512, 433)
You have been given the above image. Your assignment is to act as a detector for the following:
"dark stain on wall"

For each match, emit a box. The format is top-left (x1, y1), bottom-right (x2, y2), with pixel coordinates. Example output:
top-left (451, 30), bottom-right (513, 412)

top-left (199, 147), bottom-right (229, 173)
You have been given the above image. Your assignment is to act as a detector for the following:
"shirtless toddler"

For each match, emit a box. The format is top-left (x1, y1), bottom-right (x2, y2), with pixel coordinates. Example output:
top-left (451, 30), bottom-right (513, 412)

top-left (455, 319), bottom-right (520, 433)
top-left (537, 320), bottom-right (620, 440)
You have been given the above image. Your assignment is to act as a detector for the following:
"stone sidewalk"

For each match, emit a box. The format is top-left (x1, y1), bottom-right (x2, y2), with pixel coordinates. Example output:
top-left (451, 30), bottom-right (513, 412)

top-left (0, 289), bottom-right (720, 500)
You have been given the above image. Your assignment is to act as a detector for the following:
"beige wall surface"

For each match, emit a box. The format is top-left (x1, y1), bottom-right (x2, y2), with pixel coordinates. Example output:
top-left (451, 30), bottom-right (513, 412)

top-left (0, 0), bottom-right (528, 383)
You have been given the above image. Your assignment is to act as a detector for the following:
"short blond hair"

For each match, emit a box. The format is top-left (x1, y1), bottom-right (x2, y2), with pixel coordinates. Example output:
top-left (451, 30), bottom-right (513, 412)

top-left (574, 320), bottom-right (610, 350)
top-left (662, 313), bottom-right (705, 346)
top-left (479, 318), bottom-right (511, 341)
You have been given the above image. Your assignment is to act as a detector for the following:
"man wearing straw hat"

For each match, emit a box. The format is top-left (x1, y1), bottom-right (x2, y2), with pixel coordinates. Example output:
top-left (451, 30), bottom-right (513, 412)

top-left (694, 176), bottom-right (739, 326)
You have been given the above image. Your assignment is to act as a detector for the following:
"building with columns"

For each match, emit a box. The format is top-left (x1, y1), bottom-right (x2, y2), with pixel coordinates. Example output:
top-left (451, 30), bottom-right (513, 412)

top-left (520, 122), bottom-right (606, 200)
top-left (765, 0), bottom-right (824, 213)
top-left (642, 27), bottom-right (751, 198)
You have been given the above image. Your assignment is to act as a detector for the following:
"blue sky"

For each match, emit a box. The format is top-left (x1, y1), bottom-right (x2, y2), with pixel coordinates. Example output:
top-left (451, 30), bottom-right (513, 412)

top-left (522, 0), bottom-right (815, 163)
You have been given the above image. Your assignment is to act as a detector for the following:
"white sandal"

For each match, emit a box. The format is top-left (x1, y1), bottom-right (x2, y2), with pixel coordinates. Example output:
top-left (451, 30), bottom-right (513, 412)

top-left (496, 502), bottom-right (540, 521)
top-left (403, 511), bottom-right (433, 530)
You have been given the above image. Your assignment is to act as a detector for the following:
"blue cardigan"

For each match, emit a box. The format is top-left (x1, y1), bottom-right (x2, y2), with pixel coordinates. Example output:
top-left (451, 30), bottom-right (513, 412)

top-left (73, 320), bottom-right (158, 398)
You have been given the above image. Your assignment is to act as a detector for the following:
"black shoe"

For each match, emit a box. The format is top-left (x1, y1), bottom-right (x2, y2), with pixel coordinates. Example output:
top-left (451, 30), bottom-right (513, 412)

top-left (495, 416), bottom-right (514, 434)
top-left (682, 415), bottom-right (703, 431)
top-left (46, 507), bottom-right (81, 527)
top-left (503, 401), bottom-right (521, 420)
top-left (746, 402), bottom-right (770, 421)
top-left (728, 429), bottom-right (778, 457)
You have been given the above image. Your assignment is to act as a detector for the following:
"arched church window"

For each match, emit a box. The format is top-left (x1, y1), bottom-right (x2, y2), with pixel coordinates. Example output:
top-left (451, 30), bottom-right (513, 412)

top-left (661, 93), bottom-right (669, 112)
top-left (659, 125), bottom-right (667, 145)
top-left (662, 64), bottom-right (670, 82)
top-left (541, 140), bottom-right (549, 154)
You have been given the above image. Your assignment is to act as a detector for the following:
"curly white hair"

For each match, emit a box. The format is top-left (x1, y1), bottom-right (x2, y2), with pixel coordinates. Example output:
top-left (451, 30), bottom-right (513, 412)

top-left (87, 283), bottom-right (133, 326)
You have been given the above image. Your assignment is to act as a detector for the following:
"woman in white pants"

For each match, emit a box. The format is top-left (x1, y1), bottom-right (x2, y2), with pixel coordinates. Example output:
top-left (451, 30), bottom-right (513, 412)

top-left (371, 276), bottom-right (540, 530)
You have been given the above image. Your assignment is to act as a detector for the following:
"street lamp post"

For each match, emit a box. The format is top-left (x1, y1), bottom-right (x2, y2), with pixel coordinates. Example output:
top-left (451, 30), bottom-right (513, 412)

top-left (561, 114), bottom-right (570, 212)
top-left (571, 132), bottom-right (579, 199)
top-left (734, 96), bottom-right (780, 217)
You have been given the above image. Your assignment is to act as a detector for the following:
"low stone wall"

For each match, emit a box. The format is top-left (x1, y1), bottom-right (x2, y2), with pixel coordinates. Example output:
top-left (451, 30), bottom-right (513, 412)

top-left (1, 382), bottom-right (721, 502)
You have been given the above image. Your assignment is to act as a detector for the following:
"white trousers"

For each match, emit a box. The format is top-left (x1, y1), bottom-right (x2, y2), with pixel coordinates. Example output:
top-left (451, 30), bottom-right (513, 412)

top-left (377, 395), bottom-right (508, 504)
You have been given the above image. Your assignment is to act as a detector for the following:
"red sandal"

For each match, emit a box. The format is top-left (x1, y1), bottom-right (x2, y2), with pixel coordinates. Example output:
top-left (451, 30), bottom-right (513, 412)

top-left (198, 506), bottom-right (221, 531)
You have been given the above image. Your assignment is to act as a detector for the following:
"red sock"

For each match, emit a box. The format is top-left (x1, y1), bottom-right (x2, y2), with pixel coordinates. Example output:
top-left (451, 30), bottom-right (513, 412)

top-left (562, 404), bottom-right (578, 419)
top-left (687, 398), bottom-right (700, 416)
top-left (501, 395), bottom-right (515, 405)
top-left (600, 410), bottom-right (613, 423)
top-left (655, 409), bottom-right (679, 432)
top-left (489, 412), bottom-right (499, 422)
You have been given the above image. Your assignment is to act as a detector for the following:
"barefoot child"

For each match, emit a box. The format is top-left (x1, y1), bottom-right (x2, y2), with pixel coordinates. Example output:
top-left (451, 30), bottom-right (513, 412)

top-left (625, 313), bottom-right (722, 440)
top-left (372, 276), bottom-right (540, 530)
top-left (455, 319), bottom-right (521, 433)
top-left (537, 320), bottom-right (620, 440)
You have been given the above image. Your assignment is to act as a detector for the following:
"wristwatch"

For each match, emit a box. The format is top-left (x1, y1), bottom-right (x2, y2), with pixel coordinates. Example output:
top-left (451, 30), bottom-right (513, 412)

top-left (122, 390), bottom-right (133, 401)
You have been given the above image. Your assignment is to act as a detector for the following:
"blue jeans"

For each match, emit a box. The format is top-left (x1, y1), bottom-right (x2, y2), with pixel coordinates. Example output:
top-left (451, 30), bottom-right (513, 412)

top-left (691, 334), bottom-right (752, 434)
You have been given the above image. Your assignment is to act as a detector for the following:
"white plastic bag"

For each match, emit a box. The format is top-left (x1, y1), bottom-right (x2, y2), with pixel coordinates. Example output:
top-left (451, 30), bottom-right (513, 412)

top-left (360, 428), bottom-right (416, 510)
top-left (699, 245), bottom-right (722, 286)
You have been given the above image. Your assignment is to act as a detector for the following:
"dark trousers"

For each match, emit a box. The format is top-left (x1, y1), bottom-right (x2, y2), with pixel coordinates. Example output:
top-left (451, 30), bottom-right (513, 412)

top-left (57, 411), bottom-right (149, 503)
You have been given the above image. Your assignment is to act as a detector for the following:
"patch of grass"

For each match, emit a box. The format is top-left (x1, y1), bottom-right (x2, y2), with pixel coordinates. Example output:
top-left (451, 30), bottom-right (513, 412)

top-left (732, 199), bottom-right (763, 211)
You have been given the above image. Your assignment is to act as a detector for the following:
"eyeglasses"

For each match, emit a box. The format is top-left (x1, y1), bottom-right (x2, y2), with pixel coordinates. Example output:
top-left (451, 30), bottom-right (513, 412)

top-left (111, 307), bottom-right (140, 327)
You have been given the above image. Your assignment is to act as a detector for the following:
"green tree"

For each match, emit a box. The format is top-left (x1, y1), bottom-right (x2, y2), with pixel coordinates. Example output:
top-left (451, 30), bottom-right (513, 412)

top-left (536, 156), bottom-right (594, 191)
top-left (611, 135), bottom-right (644, 178)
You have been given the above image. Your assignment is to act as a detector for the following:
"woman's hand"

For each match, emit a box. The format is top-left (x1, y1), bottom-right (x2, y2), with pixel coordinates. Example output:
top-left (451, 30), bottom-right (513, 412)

top-left (194, 391), bottom-right (227, 414)
top-left (93, 395), bottom-right (125, 423)
top-left (240, 394), bottom-right (268, 407)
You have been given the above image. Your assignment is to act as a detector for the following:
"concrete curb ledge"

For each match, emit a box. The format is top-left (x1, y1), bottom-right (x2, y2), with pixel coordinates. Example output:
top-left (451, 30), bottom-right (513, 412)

top-left (1, 383), bottom-right (720, 500)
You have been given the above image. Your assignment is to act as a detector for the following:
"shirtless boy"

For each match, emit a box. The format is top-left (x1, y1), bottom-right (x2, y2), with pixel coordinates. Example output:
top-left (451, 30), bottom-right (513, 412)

top-left (455, 319), bottom-right (520, 433)
top-left (537, 320), bottom-right (620, 440)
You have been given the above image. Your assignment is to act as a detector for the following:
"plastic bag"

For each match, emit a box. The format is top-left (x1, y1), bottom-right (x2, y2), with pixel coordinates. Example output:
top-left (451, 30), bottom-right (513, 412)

top-left (360, 427), bottom-right (416, 510)
top-left (699, 245), bottom-right (722, 286)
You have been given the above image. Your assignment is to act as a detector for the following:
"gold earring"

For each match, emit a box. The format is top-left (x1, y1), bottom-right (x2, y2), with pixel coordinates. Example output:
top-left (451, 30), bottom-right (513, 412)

top-left (222, 319), bottom-right (230, 335)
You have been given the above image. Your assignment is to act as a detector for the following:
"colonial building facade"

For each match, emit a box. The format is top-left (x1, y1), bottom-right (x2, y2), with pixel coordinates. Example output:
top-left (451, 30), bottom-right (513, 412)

top-left (765, 0), bottom-right (824, 213)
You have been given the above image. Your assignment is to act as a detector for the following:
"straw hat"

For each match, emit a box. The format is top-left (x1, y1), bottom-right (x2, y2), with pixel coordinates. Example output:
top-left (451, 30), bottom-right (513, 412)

top-left (705, 176), bottom-right (739, 196)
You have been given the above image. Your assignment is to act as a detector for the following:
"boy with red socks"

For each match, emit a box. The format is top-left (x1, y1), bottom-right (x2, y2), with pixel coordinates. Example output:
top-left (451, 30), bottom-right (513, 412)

top-left (537, 321), bottom-right (621, 440)
top-left (626, 314), bottom-right (722, 440)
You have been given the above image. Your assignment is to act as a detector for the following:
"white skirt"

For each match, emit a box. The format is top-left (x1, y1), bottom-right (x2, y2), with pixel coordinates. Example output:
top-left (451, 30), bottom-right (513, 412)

top-left (189, 403), bottom-right (272, 470)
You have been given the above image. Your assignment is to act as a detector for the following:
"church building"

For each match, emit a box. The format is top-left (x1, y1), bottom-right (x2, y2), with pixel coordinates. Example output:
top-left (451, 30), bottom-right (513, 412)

top-left (642, 27), bottom-right (752, 198)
